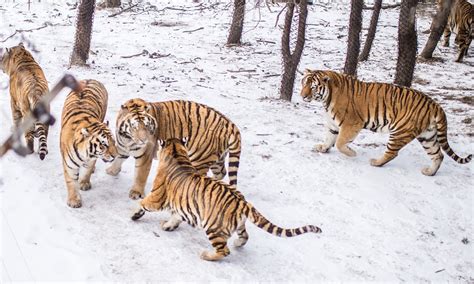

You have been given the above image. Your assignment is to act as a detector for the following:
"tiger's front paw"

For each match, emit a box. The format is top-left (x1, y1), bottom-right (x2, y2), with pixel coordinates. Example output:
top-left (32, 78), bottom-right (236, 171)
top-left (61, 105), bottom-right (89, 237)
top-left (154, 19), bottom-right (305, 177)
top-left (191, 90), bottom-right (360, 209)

top-left (106, 165), bottom-right (121, 176)
top-left (79, 181), bottom-right (92, 191)
top-left (129, 188), bottom-right (144, 200)
top-left (312, 144), bottom-right (330, 153)
top-left (421, 167), bottom-right (437, 176)
top-left (160, 220), bottom-right (180, 231)
top-left (370, 158), bottom-right (383, 167)
top-left (338, 146), bottom-right (357, 157)
top-left (131, 207), bottom-right (146, 221)
top-left (67, 196), bottom-right (82, 208)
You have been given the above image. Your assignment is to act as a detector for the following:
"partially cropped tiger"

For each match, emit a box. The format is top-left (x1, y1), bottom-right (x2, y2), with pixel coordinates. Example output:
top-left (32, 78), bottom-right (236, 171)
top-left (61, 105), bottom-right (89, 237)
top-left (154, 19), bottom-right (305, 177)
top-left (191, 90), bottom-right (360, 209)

top-left (439, 0), bottom-right (473, 62)
top-left (0, 43), bottom-right (50, 159)
top-left (300, 69), bottom-right (472, 176)
top-left (60, 79), bottom-right (117, 208)
top-left (131, 138), bottom-right (321, 261)
top-left (106, 98), bottom-right (241, 200)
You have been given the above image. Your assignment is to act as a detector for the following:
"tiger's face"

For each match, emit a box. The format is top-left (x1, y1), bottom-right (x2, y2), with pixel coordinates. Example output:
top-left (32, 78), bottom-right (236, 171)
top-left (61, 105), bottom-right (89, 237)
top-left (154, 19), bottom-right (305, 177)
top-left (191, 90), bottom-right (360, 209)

top-left (80, 123), bottom-right (117, 163)
top-left (119, 98), bottom-right (157, 147)
top-left (300, 69), bottom-right (331, 103)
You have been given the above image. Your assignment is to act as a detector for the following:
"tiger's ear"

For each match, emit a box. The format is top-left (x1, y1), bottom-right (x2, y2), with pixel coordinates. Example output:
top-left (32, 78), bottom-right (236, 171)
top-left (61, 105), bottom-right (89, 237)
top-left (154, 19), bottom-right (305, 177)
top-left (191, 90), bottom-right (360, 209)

top-left (158, 139), bottom-right (165, 148)
top-left (105, 120), bottom-right (109, 127)
top-left (304, 68), bottom-right (312, 75)
top-left (80, 128), bottom-right (90, 137)
top-left (121, 104), bottom-right (126, 110)
top-left (322, 75), bottom-right (331, 83)
top-left (145, 103), bottom-right (152, 112)
top-left (18, 42), bottom-right (24, 49)
top-left (5, 47), bottom-right (10, 54)
top-left (181, 137), bottom-right (188, 147)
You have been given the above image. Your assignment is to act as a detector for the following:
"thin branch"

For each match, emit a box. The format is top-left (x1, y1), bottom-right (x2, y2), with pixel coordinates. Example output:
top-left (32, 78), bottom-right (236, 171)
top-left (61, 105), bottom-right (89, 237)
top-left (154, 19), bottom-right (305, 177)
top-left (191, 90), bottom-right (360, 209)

top-left (121, 50), bottom-right (148, 58)
top-left (108, 3), bottom-right (139, 17)
top-left (274, 5), bottom-right (287, 27)
top-left (183, 27), bottom-right (204, 33)
top-left (0, 23), bottom-right (52, 43)
top-left (363, 3), bottom-right (400, 10)
top-left (227, 69), bottom-right (257, 73)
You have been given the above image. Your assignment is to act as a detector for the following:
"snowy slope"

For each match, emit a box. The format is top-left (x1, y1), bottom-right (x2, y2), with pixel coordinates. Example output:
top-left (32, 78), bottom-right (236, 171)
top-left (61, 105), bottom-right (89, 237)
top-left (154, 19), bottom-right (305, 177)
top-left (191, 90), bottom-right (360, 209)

top-left (0, 0), bottom-right (473, 282)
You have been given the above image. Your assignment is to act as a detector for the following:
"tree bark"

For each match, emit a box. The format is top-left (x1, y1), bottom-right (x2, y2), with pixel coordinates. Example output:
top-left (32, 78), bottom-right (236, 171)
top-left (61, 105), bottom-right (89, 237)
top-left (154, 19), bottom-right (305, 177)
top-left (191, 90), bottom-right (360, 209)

top-left (70, 0), bottom-right (96, 66)
top-left (343, 0), bottom-right (363, 76)
top-left (394, 0), bottom-right (418, 87)
top-left (279, 1), bottom-right (308, 101)
top-left (359, 0), bottom-right (382, 62)
top-left (419, 0), bottom-right (452, 59)
top-left (227, 0), bottom-right (246, 45)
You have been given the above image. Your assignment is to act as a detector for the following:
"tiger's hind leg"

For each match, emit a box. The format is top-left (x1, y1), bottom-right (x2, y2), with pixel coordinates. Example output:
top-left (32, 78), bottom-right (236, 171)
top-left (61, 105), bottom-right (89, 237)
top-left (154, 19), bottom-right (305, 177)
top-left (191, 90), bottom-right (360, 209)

top-left (233, 221), bottom-right (249, 247)
top-left (79, 160), bottom-right (97, 191)
top-left (454, 29), bottom-right (472, 62)
top-left (201, 230), bottom-right (231, 261)
top-left (335, 125), bottom-right (361, 157)
top-left (210, 156), bottom-right (227, 181)
top-left (417, 130), bottom-right (443, 176)
top-left (370, 130), bottom-right (416, 167)
top-left (24, 127), bottom-right (35, 155)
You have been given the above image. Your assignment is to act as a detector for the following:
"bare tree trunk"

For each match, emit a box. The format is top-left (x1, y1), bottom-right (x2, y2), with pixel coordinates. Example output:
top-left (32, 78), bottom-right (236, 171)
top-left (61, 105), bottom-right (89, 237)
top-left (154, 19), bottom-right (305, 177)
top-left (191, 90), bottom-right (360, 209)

top-left (70, 0), bottom-right (96, 66)
top-left (279, 1), bottom-right (308, 101)
top-left (343, 0), bottom-right (363, 76)
top-left (106, 0), bottom-right (121, 7)
top-left (395, 0), bottom-right (418, 87)
top-left (419, 0), bottom-right (452, 59)
top-left (359, 0), bottom-right (382, 61)
top-left (227, 0), bottom-right (245, 45)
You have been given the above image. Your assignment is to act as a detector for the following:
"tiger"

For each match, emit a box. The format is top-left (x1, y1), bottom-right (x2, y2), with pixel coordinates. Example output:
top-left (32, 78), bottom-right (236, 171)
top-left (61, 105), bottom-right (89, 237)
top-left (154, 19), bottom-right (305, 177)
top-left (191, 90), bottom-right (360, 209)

top-left (300, 69), bottom-right (472, 176)
top-left (439, 0), bottom-right (473, 62)
top-left (106, 98), bottom-right (241, 200)
top-left (60, 79), bottom-right (117, 208)
top-left (131, 138), bottom-right (322, 261)
top-left (0, 43), bottom-right (50, 159)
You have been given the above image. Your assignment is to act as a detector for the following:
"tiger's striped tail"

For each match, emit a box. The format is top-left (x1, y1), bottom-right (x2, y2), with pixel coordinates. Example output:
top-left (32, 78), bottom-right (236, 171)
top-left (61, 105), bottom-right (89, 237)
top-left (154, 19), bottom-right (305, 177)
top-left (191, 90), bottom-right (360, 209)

top-left (247, 204), bottom-right (322, 237)
top-left (435, 108), bottom-right (472, 164)
top-left (34, 122), bottom-right (48, 160)
top-left (228, 131), bottom-right (241, 186)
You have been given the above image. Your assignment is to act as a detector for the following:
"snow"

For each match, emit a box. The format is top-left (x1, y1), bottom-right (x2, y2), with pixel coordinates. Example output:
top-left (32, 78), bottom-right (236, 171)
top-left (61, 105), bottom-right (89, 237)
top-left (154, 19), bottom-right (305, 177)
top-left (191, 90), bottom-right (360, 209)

top-left (1, 0), bottom-right (473, 281)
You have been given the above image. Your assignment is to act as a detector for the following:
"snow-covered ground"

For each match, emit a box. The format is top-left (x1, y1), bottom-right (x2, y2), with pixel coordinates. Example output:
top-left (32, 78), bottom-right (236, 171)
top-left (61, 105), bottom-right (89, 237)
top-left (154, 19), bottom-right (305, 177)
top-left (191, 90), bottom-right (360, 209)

top-left (1, 0), bottom-right (473, 281)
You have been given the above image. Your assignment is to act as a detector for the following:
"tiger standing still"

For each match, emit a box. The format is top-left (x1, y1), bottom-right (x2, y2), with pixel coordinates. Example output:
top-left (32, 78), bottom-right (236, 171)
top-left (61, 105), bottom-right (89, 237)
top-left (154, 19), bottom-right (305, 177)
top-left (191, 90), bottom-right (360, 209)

top-left (106, 98), bottom-right (241, 200)
top-left (131, 138), bottom-right (322, 261)
top-left (60, 79), bottom-right (117, 208)
top-left (439, 0), bottom-right (473, 62)
top-left (0, 43), bottom-right (50, 159)
top-left (300, 69), bottom-right (472, 176)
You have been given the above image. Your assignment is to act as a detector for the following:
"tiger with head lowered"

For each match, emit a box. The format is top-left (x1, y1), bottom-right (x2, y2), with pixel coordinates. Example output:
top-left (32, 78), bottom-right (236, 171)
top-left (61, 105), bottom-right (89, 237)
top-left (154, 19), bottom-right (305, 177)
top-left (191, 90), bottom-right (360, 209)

top-left (106, 98), bottom-right (241, 200)
top-left (300, 69), bottom-right (472, 176)
top-left (131, 138), bottom-right (321, 261)
top-left (60, 79), bottom-right (117, 208)
top-left (1, 43), bottom-right (50, 159)
top-left (439, 0), bottom-right (473, 62)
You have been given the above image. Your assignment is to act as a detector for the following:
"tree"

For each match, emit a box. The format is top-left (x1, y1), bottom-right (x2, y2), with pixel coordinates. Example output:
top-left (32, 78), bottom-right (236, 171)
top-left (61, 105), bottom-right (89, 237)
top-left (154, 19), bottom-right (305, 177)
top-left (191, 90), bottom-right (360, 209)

top-left (419, 0), bottom-right (452, 59)
top-left (70, 0), bottom-right (96, 66)
top-left (394, 0), bottom-right (418, 87)
top-left (279, 1), bottom-right (308, 101)
top-left (343, 0), bottom-right (363, 76)
top-left (359, 0), bottom-right (382, 62)
top-left (227, 0), bottom-right (246, 45)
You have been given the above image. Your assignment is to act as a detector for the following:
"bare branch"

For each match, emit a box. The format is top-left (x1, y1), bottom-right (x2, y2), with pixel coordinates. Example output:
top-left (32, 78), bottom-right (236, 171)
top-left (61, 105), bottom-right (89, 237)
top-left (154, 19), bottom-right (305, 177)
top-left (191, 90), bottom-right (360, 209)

top-left (108, 3), bottom-right (139, 17)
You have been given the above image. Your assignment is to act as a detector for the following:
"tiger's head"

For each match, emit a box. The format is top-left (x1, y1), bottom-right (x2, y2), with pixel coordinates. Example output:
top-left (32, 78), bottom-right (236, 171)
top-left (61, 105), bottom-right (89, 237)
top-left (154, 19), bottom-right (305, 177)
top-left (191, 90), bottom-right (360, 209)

top-left (118, 98), bottom-right (157, 147)
top-left (300, 69), bottom-right (332, 103)
top-left (78, 122), bottom-right (117, 163)
top-left (1, 43), bottom-right (33, 75)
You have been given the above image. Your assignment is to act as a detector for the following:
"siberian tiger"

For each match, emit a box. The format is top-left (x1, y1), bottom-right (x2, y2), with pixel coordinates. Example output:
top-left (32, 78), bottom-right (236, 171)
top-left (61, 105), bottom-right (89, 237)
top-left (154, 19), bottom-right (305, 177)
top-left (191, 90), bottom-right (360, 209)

top-left (60, 79), bottom-right (117, 208)
top-left (0, 43), bottom-right (50, 159)
top-left (440, 0), bottom-right (473, 62)
top-left (300, 69), bottom-right (472, 176)
top-left (106, 98), bottom-right (241, 200)
top-left (131, 138), bottom-right (321, 261)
